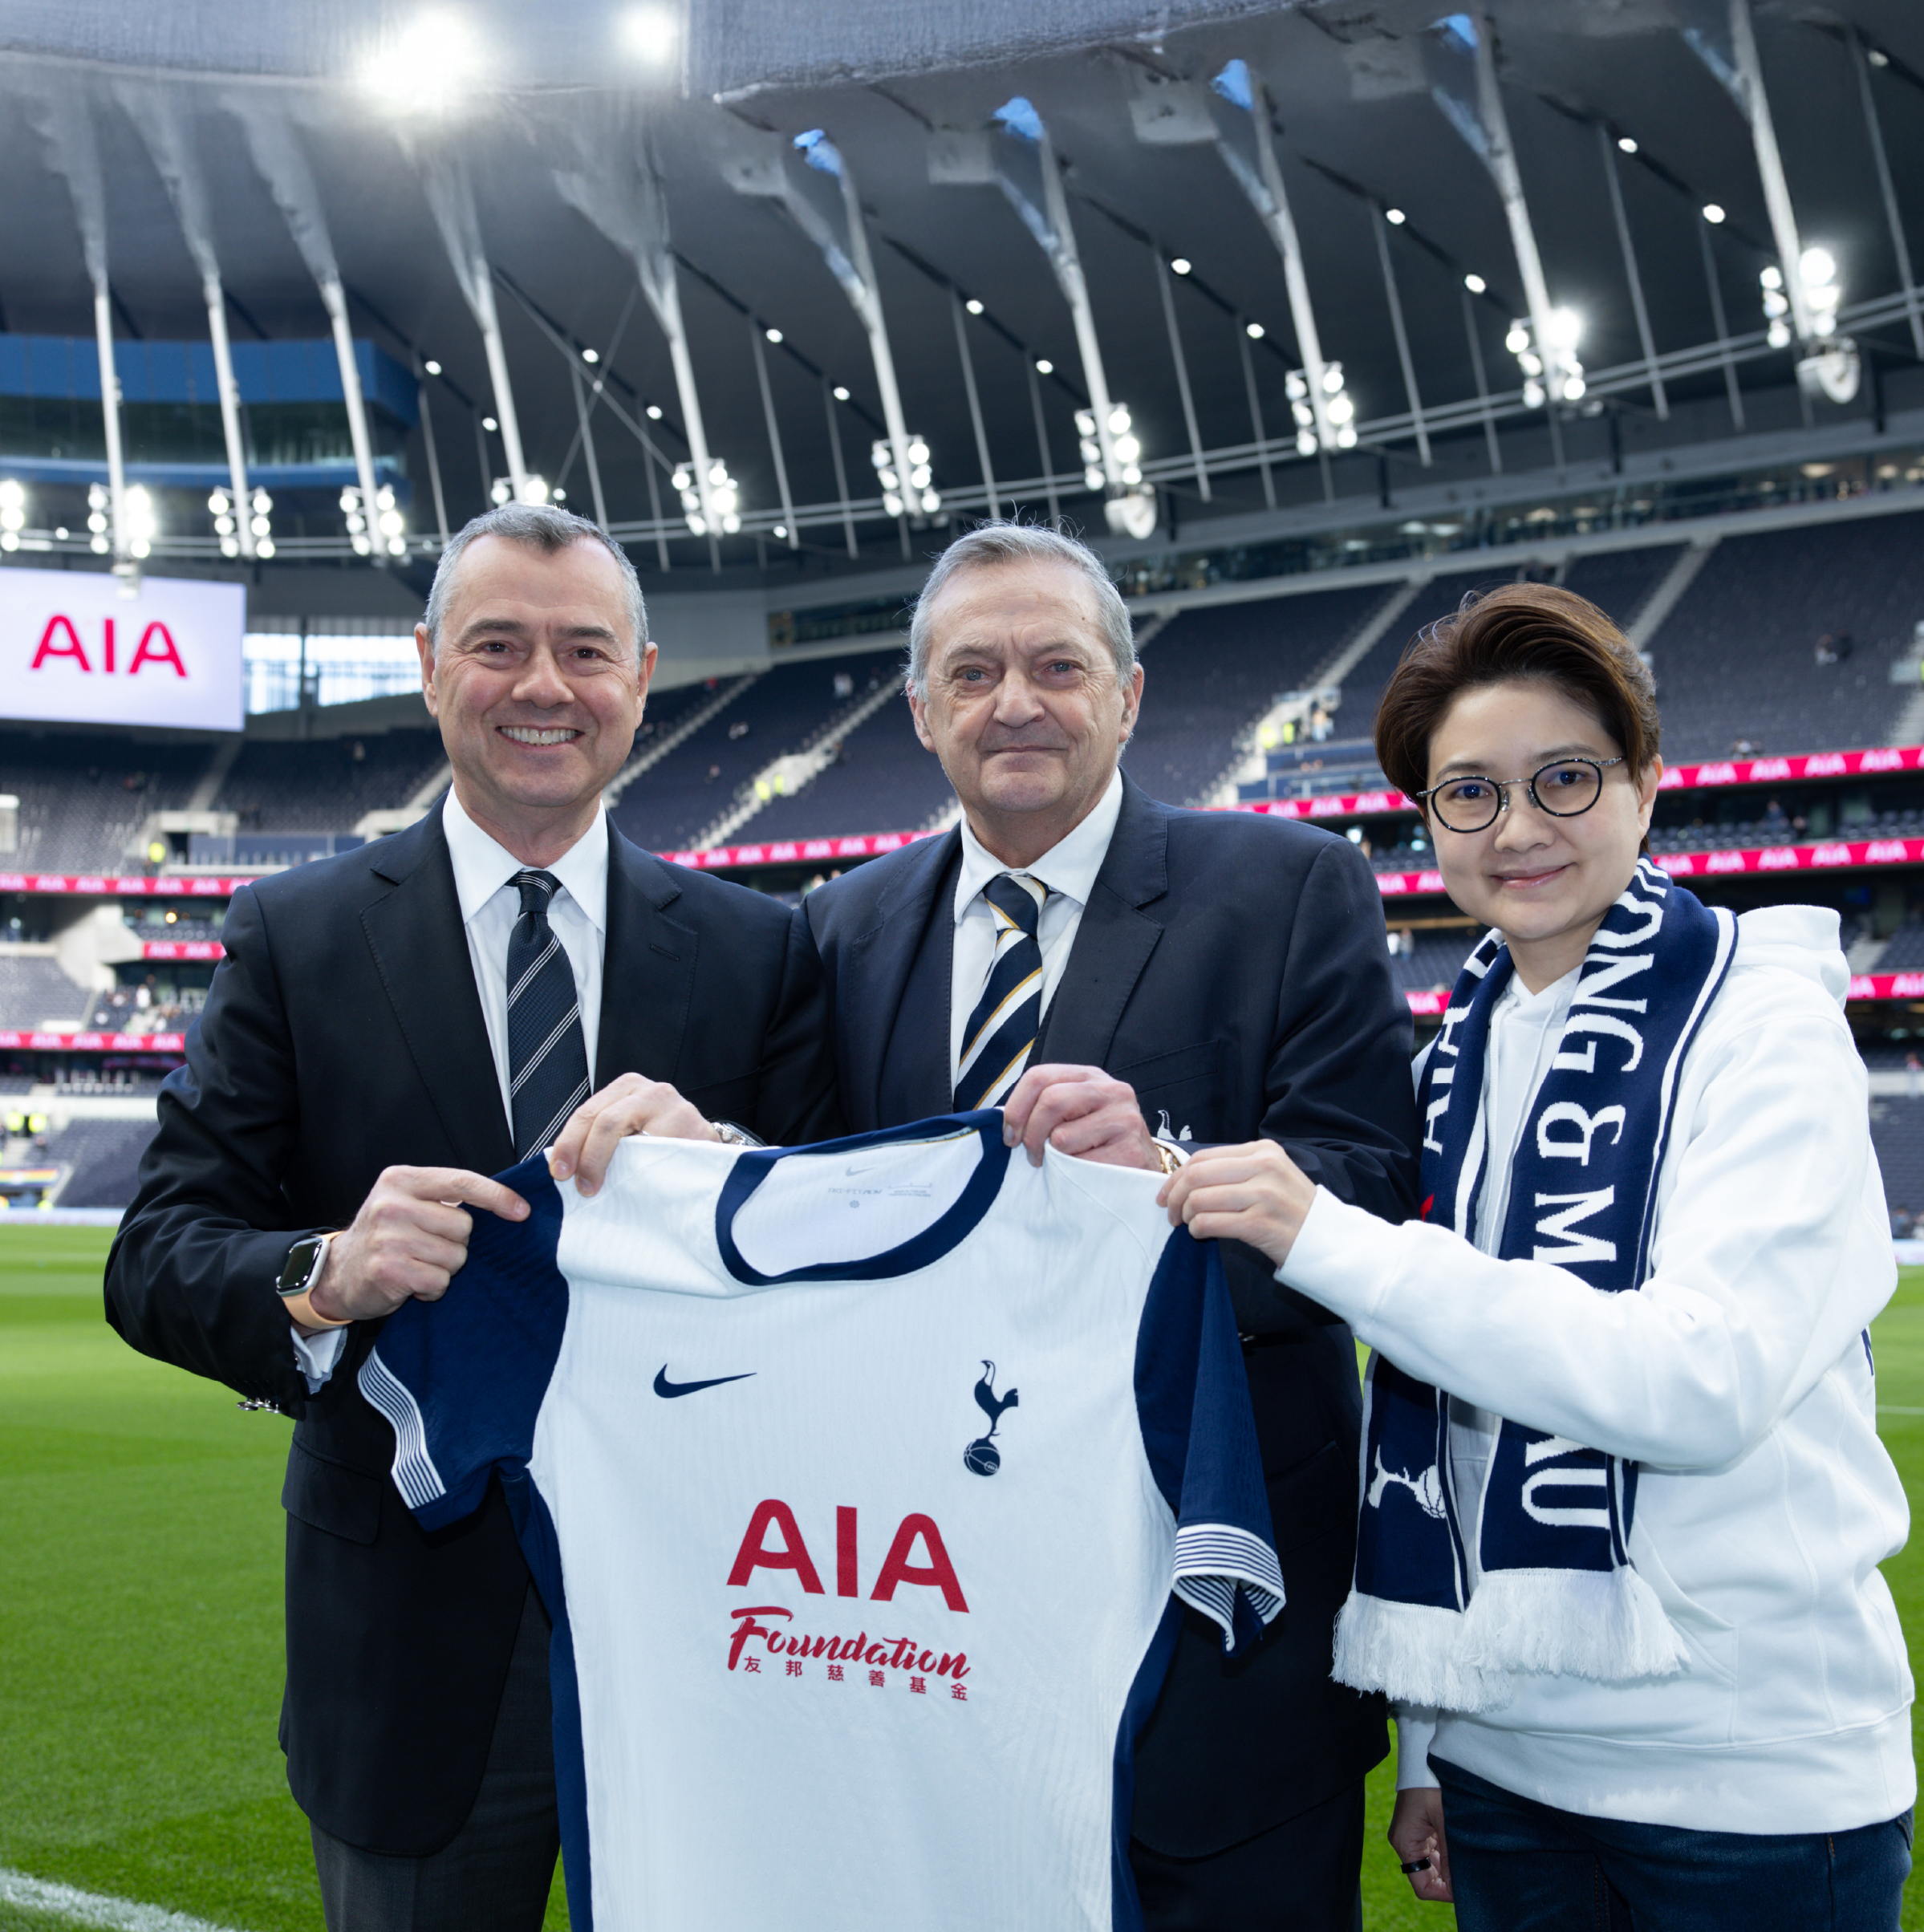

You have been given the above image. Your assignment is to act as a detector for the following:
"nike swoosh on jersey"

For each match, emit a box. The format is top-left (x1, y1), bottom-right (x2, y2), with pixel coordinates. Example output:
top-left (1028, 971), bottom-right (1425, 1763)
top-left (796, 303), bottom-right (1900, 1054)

top-left (652, 1366), bottom-right (756, 1398)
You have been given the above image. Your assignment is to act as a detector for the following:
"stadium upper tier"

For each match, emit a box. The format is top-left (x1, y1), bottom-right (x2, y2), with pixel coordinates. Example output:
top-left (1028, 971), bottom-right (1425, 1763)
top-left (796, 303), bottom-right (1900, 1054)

top-left (0, 508), bottom-right (1919, 879)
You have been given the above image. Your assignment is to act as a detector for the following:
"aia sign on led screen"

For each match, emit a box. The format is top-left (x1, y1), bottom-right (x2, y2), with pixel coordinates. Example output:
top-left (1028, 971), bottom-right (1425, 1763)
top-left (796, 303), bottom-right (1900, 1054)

top-left (0, 569), bottom-right (243, 733)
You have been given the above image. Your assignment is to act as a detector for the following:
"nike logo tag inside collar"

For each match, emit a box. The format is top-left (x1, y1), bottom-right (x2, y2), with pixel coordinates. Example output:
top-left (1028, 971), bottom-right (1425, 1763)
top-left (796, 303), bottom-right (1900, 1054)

top-left (653, 1366), bottom-right (756, 1398)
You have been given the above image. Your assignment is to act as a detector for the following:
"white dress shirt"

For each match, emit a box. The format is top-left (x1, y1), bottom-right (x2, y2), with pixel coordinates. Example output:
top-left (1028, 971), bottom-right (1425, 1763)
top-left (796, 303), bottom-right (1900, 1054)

top-left (292, 792), bottom-right (611, 1390)
top-left (441, 789), bottom-right (609, 1124)
top-left (948, 770), bottom-right (1124, 1086)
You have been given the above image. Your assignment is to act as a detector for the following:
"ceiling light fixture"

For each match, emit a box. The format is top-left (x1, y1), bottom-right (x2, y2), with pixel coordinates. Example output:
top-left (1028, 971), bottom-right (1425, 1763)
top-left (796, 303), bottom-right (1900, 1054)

top-left (832, 385), bottom-right (850, 401)
top-left (765, 327), bottom-right (782, 343)
top-left (582, 347), bottom-right (599, 363)
top-left (1034, 359), bottom-right (1053, 375)
top-left (423, 359), bottom-right (442, 375)
top-left (1463, 273), bottom-right (1486, 294)
top-left (1703, 203), bottom-right (1726, 224)
top-left (964, 298), bottom-right (984, 315)
top-left (1383, 209), bottom-right (1406, 226)
top-left (1617, 136), bottom-right (1638, 154)
top-left (1244, 321), bottom-right (1264, 339)
top-left (1169, 257), bottom-right (1192, 274)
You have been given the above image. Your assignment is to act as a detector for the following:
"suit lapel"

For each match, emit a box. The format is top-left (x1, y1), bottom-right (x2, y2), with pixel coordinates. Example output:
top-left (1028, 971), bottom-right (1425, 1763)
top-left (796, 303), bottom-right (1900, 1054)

top-left (359, 812), bottom-right (516, 1176)
top-left (842, 830), bottom-right (961, 1127)
top-left (596, 822), bottom-right (700, 1090)
top-left (1033, 775), bottom-right (1168, 1071)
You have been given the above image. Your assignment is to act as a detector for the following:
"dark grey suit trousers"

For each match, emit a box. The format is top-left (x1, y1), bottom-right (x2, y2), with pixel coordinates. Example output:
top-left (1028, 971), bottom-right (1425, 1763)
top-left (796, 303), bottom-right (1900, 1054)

top-left (311, 1585), bottom-right (560, 1932)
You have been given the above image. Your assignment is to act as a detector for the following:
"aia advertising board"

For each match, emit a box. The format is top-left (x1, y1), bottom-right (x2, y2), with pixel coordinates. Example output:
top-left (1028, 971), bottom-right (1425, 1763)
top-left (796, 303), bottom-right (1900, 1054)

top-left (0, 568), bottom-right (243, 733)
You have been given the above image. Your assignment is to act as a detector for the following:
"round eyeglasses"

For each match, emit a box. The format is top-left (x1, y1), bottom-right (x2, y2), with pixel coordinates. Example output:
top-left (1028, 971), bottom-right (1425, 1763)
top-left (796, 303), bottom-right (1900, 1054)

top-left (1415, 756), bottom-right (1625, 834)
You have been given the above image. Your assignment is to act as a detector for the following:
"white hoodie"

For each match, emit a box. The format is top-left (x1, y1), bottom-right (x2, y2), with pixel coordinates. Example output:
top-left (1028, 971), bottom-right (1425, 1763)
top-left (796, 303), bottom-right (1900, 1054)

top-left (1285, 904), bottom-right (1916, 1833)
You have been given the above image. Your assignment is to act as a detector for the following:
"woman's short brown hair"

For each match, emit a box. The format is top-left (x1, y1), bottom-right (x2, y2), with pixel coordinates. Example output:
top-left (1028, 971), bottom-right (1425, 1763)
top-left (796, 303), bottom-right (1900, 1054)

top-left (1373, 580), bottom-right (1660, 803)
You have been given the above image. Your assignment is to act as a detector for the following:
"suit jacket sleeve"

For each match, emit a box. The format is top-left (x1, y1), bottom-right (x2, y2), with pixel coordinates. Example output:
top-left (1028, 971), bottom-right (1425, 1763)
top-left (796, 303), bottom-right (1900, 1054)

top-left (104, 884), bottom-right (321, 1414)
top-left (741, 905), bottom-right (843, 1147)
top-left (1233, 835), bottom-right (1419, 1336)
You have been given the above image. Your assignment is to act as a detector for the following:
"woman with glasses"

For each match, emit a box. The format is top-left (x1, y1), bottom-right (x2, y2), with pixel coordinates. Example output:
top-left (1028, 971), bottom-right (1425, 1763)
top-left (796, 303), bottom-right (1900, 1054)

top-left (1161, 582), bottom-right (1913, 1929)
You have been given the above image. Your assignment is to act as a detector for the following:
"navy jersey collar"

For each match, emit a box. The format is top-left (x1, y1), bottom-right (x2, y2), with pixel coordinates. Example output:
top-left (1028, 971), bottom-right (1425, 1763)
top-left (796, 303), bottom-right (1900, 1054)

top-left (714, 1111), bottom-right (1010, 1285)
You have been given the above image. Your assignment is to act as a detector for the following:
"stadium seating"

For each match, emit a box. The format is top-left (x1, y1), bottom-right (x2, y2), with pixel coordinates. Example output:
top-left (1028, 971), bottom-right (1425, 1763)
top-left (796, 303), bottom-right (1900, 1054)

top-left (216, 729), bottom-right (446, 834)
top-left (1558, 544), bottom-right (1687, 631)
top-left (45, 1117), bottom-right (160, 1210)
top-left (1870, 1095), bottom-right (1924, 1227)
top-left (0, 952), bottom-right (91, 1030)
top-left (1123, 582), bottom-right (1396, 807)
top-left (749, 698), bottom-right (953, 841)
top-left (1384, 925), bottom-right (1478, 993)
top-left (612, 647), bottom-right (902, 853)
top-left (0, 729), bottom-right (208, 873)
top-left (1637, 511), bottom-right (1924, 763)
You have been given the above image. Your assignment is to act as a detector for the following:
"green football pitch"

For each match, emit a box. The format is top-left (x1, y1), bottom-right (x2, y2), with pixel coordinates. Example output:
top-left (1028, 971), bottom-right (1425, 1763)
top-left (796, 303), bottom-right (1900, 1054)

top-left (3, 1227), bottom-right (1922, 1932)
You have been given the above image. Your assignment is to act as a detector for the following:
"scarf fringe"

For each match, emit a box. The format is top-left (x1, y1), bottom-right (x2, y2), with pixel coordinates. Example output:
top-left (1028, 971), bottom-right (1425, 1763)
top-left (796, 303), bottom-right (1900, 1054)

top-left (1331, 1590), bottom-right (1512, 1714)
top-left (1458, 1565), bottom-right (1688, 1683)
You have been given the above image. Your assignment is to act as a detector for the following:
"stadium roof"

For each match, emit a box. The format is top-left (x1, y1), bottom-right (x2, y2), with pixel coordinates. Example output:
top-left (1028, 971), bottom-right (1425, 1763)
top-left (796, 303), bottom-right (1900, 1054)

top-left (0, 0), bottom-right (1918, 589)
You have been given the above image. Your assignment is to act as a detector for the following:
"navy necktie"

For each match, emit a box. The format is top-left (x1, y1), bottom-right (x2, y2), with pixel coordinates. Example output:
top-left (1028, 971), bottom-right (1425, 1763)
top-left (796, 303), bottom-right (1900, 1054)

top-left (953, 871), bottom-right (1048, 1113)
top-left (507, 870), bottom-right (592, 1162)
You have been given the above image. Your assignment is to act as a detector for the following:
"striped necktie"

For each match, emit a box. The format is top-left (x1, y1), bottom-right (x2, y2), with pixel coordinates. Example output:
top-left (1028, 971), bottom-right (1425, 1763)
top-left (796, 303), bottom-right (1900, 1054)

top-left (953, 871), bottom-right (1049, 1113)
top-left (507, 870), bottom-right (592, 1162)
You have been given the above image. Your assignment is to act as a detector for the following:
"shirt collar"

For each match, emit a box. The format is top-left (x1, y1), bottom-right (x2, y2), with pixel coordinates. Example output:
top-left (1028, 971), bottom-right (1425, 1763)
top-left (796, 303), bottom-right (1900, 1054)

top-left (952, 769), bottom-right (1124, 925)
top-left (442, 789), bottom-right (610, 933)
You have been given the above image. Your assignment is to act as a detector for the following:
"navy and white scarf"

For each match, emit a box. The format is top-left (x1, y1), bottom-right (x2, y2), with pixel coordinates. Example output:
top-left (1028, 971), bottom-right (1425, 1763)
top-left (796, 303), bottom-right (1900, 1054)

top-left (1332, 859), bottom-right (1735, 1711)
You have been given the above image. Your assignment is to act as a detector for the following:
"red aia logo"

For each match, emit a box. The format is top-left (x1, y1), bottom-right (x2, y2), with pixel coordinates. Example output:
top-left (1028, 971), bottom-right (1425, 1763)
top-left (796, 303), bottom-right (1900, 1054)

top-left (726, 1500), bottom-right (968, 1612)
top-left (30, 616), bottom-right (188, 678)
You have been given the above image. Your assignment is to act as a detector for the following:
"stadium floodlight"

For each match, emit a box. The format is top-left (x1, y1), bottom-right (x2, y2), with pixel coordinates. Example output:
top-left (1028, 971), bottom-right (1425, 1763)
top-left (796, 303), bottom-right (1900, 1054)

top-left (1285, 366), bottom-right (1358, 454)
top-left (1245, 322), bottom-right (1265, 340)
top-left (872, 437), bottom-right (940, 518)
top-left (87, 482), bottom-right (109, 554)
top-left (0, 478), bottom-right (23, 552)
top-left (582, 347), bottom-right (599, 363)
top-left (1504, 306), bottom-right (1583, 408)
top-left (424, 359), bottom-right (443, 375)
top-left (831, 386), bottom-right (850, 402)
top-left (482, 415), bottom-right (499, 432)
top-left (1618, 136), bottom-right (1638, 154)
top-left (343, 484), bottom-right (375, 554)
top-left (1169, 257), bottom-right (1192, 274)
top-left (362, 10), bottom-right (481, 114)
top-left (764, 328), bottom-right (782, 344)
top-left (1703, 203), bottom-right (1726, 224)
top-left (1076, 404), bottom-right (1146, 493)
top-left (965, 298), bottom-right (984, 314)
top-left (124, 485), bottom-right (156, 560)
top-left (1384, 208), bottom-right (1406, 225)
top-left (1800, 247), bottom-right (1841, 335)
top-left (1035, 359), bottom-right (1053, 375)
top-left (674, 459), bottom-right (742, 535)
top-left (1463, 273), bottom-right (1487, 293)
top-left (620, 6), bottom-right (677, 62)
top-left (645, 404), bottom-right (663, 420)
top-left (375, 483), bottom-right (408, 557)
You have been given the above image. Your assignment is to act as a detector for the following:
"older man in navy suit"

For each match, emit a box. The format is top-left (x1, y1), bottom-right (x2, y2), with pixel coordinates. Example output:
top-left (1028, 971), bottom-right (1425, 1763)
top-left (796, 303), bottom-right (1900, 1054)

top-left (800, 522), bottom-right (1418, 1930)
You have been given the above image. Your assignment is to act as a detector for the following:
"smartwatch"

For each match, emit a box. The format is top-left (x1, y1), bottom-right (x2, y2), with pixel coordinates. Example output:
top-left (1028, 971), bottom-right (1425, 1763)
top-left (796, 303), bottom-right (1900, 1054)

top-left (278, 1232), bottom-right (348, 1330)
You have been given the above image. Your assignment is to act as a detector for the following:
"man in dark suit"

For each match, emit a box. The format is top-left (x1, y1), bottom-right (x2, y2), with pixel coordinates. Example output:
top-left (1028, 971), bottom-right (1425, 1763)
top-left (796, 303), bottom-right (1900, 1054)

top-left (802, 522), bottom-right (1418, 1930)
top-left (104, 505), bottom-right (837, 1932)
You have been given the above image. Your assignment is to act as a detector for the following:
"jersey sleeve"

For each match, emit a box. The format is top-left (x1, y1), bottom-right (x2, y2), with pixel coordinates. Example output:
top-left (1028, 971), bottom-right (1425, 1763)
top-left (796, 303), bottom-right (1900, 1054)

top-left (1134, 1227), bottom-right (1285, 1654)
top-left (356, 1157), bottom-right (570, 1533)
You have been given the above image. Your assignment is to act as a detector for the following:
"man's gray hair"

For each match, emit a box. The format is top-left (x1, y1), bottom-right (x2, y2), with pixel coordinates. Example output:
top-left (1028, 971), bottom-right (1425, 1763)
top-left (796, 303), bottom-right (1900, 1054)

top-left (422, 503), bottom-right (647, 659)
top-left (905, 521), bottom-right (1135, 700)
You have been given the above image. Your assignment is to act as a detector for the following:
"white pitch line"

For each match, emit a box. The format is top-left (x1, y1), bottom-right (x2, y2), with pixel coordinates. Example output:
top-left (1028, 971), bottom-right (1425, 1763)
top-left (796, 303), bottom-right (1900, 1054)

top-left (0, 1869), bottom-right (246, 1932)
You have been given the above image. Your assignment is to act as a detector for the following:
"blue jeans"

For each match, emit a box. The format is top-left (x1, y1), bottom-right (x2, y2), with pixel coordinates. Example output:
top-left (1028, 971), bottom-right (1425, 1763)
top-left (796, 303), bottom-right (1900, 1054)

top-left (1432, 1757), bottom-right (1912, 1932)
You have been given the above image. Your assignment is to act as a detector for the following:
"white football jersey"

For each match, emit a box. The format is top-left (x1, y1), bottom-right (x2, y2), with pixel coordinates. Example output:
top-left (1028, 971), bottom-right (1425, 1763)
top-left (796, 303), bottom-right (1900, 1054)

top-left (361, 1113), bottom-right (1282, 1932)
